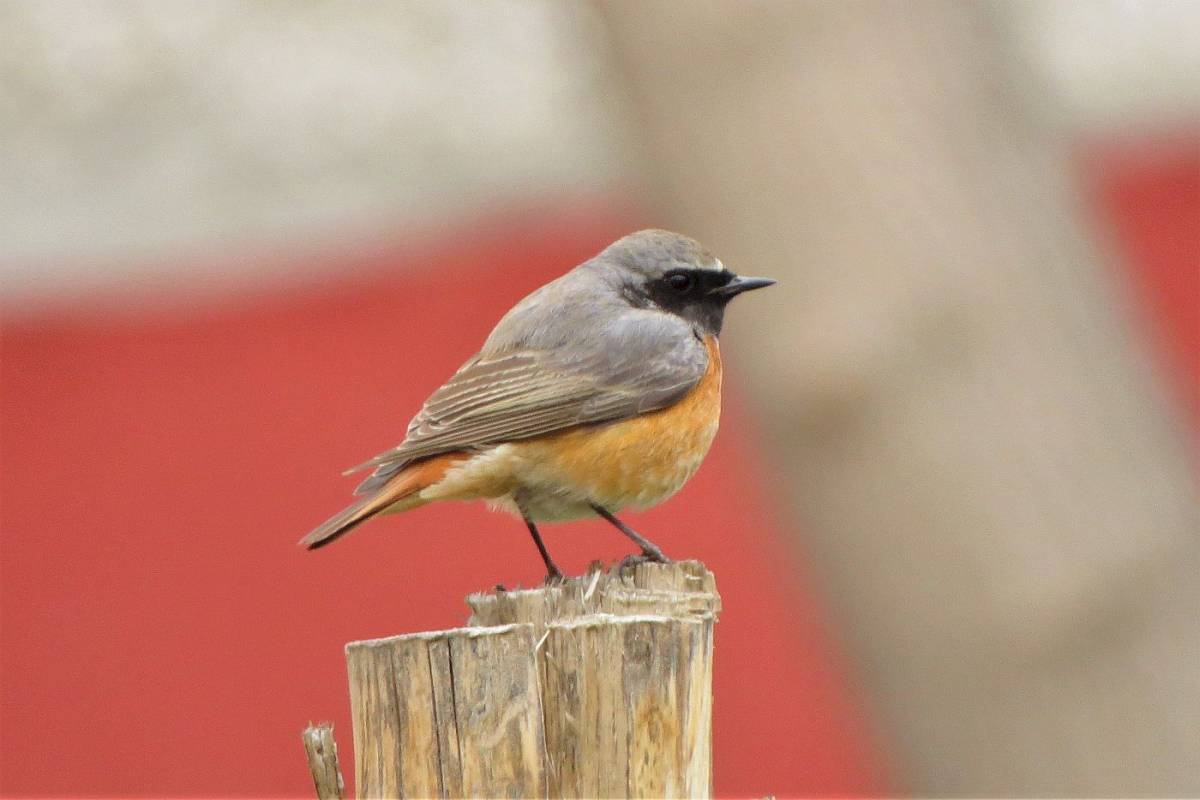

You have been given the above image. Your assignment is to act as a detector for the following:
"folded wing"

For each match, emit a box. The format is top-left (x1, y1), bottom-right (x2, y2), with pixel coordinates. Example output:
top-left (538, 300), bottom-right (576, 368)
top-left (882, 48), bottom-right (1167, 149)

top-left (350, 312), bottom-right (708, 495)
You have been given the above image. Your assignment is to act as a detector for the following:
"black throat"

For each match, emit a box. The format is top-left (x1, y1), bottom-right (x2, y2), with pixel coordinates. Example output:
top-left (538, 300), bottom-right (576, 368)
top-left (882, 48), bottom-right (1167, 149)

top-left (642, 268), bottom-right (735, 336)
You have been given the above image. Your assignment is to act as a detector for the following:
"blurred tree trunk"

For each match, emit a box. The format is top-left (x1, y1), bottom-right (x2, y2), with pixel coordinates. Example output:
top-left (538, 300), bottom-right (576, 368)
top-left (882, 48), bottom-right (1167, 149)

top-left (597, 1), bottom-right (1199, 795)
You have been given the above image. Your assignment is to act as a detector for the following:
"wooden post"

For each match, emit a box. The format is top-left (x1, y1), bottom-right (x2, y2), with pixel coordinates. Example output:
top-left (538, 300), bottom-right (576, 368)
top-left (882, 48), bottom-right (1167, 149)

top-left (342, 560), bottom-right (720, 799)
top-left (302, 722), bottom-right (346, 800)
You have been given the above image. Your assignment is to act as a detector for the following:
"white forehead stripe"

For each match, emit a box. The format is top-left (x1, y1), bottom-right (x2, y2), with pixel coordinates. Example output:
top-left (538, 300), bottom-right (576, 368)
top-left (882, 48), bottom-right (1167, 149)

top-left (700, 257), bottom-right (725, 272)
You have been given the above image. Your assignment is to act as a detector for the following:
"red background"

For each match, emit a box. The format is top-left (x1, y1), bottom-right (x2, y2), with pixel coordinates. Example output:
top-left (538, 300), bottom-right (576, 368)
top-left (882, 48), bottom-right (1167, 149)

top-left (1, 140), bottom-right (1196, 796)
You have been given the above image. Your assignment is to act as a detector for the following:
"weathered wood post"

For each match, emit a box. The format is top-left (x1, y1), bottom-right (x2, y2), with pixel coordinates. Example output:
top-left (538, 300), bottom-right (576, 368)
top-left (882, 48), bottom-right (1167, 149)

top-left (340, 560), bottom-right (720, 799)
top-left (302, 722), bottom-right (346, 800)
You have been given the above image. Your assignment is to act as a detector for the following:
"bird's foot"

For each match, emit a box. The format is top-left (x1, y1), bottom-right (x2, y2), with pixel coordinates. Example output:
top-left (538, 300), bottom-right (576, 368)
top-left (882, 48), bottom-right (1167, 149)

top-left (543, 568), bottom-right (566, 586)
top-left (617, 548), bottom-right (671, 572)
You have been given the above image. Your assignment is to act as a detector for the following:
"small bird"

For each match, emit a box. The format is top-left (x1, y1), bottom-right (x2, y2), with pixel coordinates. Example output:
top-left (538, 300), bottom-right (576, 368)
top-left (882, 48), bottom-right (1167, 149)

top-left (300, 230), bottom-right (774, 579)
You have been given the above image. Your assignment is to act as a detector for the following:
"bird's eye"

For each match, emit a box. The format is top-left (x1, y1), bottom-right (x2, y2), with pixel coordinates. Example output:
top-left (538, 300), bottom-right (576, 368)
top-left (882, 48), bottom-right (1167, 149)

top-left (666, 272), bottom-right (694, 292)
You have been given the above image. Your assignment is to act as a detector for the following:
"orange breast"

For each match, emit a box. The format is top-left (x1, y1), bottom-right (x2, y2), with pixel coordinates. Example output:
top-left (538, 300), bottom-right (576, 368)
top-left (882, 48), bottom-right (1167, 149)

top-left (514, 334), bottom-right (723, 509)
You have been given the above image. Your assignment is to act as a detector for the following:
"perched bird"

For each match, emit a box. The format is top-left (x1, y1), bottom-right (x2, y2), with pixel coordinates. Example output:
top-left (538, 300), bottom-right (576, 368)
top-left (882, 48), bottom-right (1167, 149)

top-left (300, 230), bottom-right (774, 579)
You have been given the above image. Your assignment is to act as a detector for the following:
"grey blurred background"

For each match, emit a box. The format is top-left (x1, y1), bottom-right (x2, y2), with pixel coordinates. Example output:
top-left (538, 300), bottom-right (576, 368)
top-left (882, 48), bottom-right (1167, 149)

top-left (3, 1), bottom-right (1198, 796)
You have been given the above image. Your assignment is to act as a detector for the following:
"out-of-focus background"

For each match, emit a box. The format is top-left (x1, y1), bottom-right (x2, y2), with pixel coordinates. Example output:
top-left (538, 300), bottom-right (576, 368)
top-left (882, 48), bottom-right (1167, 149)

top-left (2, 1), bottom-right (1197, 796)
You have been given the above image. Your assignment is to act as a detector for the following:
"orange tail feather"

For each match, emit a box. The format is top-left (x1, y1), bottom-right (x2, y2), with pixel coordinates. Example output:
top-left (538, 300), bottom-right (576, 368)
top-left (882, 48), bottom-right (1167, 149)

top-left (299, 453), bottom-right (463, 549)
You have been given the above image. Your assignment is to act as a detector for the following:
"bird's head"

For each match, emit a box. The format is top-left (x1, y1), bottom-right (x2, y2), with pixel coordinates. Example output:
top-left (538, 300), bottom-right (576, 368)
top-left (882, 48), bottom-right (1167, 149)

top-left (597, 229), bottom-right (775, 335)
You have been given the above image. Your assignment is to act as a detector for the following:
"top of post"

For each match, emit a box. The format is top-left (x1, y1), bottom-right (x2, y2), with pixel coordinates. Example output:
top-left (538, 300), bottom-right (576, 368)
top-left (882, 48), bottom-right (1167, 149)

top-left (466, 559), bottom-right (721, 636)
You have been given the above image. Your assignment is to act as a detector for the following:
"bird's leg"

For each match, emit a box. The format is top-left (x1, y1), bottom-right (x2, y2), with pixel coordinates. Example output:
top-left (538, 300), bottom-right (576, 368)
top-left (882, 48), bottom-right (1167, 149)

top-left (589, 503), bottom-right (670, 563)
top-left (522, 515), bottom-right (564, 584)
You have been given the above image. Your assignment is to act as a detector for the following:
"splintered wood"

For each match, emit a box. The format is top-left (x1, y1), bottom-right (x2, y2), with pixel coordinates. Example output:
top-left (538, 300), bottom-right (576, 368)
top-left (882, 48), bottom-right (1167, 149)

top-left (343, 560), bottom-right (720, 799)
top-left (302, 723), bottom-right (345, 800)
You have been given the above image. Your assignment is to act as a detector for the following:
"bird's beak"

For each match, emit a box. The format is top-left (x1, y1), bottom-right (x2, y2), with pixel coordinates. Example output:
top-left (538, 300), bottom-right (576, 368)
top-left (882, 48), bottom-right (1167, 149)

top-left (709, 274), bottom-right (777, 297)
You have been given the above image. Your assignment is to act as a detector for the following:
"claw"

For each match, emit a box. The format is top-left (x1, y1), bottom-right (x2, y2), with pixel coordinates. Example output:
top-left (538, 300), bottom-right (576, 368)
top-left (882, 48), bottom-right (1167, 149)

top-left (618, 546), bottom-right (674, 573)
top-left (641, 546), bottom-right (669, 563)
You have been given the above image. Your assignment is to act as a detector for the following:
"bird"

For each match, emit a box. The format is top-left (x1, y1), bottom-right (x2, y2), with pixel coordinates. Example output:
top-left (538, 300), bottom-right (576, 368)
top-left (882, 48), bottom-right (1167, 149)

top-left (299, 229), bottom-right (774, 580)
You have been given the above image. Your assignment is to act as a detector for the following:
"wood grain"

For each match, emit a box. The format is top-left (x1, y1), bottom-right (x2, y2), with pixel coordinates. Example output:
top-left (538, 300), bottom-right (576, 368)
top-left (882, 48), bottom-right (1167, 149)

top-left (467, 559), bottom-right (721, 634)
top-left (301, 722), bottom-right (345, 800)
top-left (345, 625), bottom-right (545, 798)
top-left (343, 561), bottom-right (719, 798)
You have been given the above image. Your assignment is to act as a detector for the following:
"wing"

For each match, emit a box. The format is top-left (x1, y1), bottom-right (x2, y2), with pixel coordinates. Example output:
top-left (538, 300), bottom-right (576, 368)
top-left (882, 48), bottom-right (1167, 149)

top-left (349, 311), bottom-right (709, 495)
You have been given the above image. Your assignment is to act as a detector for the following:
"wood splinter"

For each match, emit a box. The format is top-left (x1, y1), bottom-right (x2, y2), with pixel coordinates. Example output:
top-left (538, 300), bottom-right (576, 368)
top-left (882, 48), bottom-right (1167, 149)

top-left (302, 722), bottom-right (345, 800)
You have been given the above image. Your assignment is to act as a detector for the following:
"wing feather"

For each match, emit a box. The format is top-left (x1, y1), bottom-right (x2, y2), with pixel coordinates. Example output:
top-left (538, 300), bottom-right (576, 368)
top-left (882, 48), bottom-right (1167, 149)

top-left (349, 312), bottom-right (708, 496)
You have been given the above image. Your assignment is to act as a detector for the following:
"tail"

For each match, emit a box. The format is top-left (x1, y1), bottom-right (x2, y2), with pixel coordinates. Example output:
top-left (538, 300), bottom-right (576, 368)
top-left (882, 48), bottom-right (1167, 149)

top-left (298, 453), bottom-right (462, 550)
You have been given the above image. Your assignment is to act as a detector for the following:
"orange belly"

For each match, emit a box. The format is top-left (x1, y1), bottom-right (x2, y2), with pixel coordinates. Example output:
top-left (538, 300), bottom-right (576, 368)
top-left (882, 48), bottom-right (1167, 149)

top-left (418, 335), bottom-right (723, 519)
top-left (517, 336), bottom-right (722, 509)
